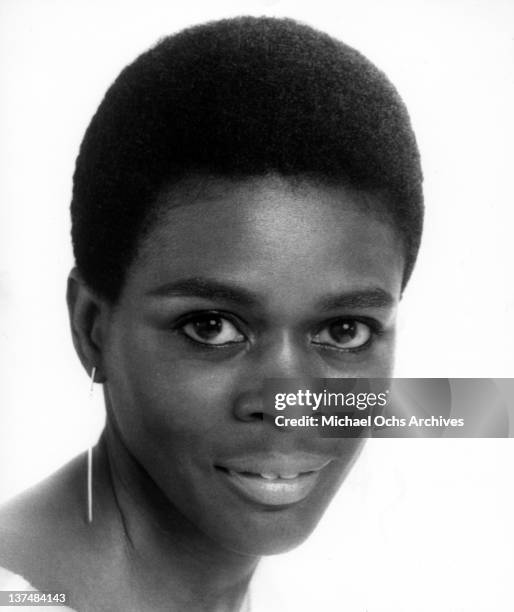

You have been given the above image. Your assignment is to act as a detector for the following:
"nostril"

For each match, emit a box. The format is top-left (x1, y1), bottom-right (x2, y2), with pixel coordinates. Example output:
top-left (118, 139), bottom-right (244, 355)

top-left (232, 390), bottom-right (266, 422)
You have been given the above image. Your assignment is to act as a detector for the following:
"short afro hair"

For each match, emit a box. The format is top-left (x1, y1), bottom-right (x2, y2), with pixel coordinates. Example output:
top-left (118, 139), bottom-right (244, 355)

top-left (71, 16), bottom-right (423, 302)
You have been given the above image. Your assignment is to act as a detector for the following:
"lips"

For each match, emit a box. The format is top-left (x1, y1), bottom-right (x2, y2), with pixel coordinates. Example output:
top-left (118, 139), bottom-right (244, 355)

top-left (215, 453), bottom-right (332, 506)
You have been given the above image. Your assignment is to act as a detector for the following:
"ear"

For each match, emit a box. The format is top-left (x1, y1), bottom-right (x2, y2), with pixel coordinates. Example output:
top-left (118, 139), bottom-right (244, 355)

top-left (66, 267), bottom-right (109, 382)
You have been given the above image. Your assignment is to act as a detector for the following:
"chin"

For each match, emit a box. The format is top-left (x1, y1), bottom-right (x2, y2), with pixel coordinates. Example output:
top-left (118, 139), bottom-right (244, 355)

top-left (207, 501), bottom-right (330, 557)
top-left (222, 527), bottom-right (315, 557)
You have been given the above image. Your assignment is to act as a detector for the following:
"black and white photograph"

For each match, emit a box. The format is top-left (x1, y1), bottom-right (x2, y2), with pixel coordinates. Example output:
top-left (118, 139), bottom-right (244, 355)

top-left (1, 1), bottom-right (513, 610)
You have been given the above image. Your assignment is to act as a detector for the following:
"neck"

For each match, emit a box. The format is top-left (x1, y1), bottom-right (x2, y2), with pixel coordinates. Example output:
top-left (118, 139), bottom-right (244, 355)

top-left (91, 424), bottom-right (259, 611)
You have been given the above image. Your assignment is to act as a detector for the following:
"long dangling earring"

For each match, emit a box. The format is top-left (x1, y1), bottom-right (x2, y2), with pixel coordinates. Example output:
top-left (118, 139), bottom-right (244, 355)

top-left (87, 366), bottom-right (96, 524)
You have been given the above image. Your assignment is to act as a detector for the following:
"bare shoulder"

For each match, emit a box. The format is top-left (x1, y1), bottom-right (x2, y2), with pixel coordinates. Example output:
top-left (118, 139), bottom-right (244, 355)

top-left (0, 446), bottom-right (129, 611)
top-left (0, 453), bottom-right (89, 586)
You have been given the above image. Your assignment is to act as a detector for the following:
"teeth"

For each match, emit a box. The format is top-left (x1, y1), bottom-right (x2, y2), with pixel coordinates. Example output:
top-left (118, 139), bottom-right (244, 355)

top-left (259, 472), bottom-right (300, 480)
top-left (227, 469), bottom-right (302, 480)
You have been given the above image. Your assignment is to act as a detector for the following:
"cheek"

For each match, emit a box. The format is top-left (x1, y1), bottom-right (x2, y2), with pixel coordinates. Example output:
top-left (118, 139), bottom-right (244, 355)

top-left (104, 322), bottom-right (239, 450)
top-left (322, 330), bottom-right (397, 378)
top-left (373, 330), bottom-right (397, 377)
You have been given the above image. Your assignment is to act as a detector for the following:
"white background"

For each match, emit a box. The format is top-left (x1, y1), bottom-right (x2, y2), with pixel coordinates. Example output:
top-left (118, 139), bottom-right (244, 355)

top-left (1, 1), bottom-right (513, 610)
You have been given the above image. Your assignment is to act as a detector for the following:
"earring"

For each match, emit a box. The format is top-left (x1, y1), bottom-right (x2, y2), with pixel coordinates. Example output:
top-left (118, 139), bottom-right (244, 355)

top-left (87, 366), bottom-right (96, 524)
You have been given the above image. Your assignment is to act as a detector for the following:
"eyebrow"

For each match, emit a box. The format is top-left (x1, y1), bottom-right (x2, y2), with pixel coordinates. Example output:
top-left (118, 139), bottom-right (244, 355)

top-left (147, 277), bottom-right (258, 306)
top-left (147, 277), bottom-right (395, 310)
top-left (318, 288), bottom-right (394, 311)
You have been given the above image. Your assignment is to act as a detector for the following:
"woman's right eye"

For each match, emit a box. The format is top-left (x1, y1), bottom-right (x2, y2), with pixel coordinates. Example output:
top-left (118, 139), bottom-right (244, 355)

top-left (180, 313), bottom-right (246, 346)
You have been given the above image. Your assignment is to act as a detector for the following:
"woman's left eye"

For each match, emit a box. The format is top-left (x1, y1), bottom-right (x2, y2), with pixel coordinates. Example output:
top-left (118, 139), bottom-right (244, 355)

top-left (312, 319), bottom-right (373, 350)
top-left (180, 314), bottom-right (246, 346)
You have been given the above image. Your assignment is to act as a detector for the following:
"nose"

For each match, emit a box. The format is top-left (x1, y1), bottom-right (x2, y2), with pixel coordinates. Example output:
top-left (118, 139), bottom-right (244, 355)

top-left (232, 389), bottom-right (266, 423)
top-left (232, 330), bottom-right (320, 424)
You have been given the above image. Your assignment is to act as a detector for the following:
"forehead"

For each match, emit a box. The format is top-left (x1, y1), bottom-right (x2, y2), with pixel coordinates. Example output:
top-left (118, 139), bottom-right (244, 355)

top-left (126, 175), bottom-right (404, 300)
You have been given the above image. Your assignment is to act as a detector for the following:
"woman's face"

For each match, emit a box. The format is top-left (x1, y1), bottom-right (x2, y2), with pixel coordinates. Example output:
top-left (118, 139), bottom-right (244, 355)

top-left (101, 175), bottom-right (404, 555)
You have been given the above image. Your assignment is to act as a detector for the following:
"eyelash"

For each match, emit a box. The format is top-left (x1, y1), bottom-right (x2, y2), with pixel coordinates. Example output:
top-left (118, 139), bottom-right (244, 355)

top-left (174, 310), bottom-right (384, 353)
top-left (174, 310), bottom-right (247, 350)
top-left (313, 317), bottom-right (384, 354)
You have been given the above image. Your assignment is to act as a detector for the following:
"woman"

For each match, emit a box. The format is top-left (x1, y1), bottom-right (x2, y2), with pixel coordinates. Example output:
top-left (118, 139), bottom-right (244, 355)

top-left (0, 16), bottom-right (423, 611)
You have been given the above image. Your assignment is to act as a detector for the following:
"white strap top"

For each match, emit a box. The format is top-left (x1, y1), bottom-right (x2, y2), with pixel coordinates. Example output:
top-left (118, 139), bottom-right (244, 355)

top-left (0, 566), bottom-right (253, 611)
top-left (0, 566), bottom-right (77, 610)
